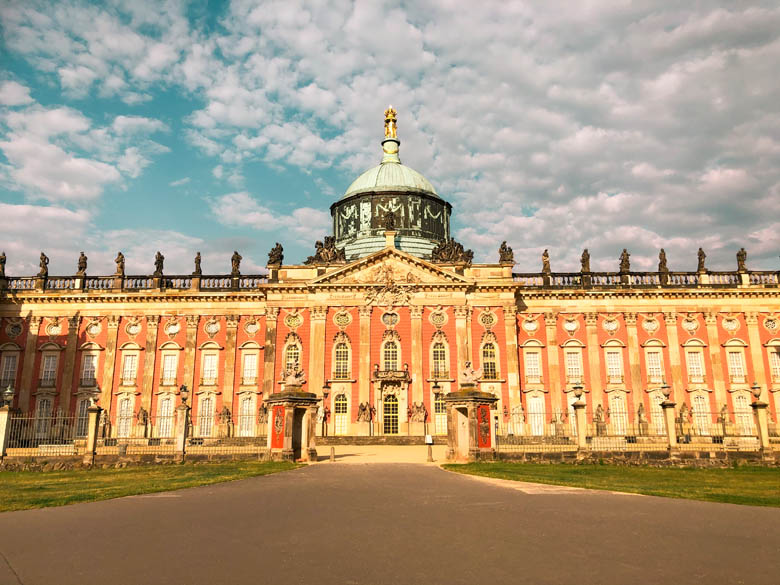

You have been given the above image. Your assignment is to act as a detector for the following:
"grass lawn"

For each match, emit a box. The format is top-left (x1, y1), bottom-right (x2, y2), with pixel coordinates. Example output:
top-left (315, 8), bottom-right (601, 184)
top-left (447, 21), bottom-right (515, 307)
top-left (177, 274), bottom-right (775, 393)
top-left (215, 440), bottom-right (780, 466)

top-left (443, 462), bottom-right (780, 507)
top-left (0, 460), bottom-right (300, 512)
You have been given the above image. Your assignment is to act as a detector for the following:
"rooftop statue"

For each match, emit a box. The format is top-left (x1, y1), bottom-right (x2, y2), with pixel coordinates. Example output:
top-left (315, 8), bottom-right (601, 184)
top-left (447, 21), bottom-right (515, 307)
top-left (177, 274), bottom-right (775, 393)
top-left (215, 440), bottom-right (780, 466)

top-left (658, 248), bottom-right (668, 273)
top-left (0, 251), bottom-right (5, 278)
top-left (304, 236), bottom-right (346, 265)
top-left (153, 251), bottom-right (164, 277)
top-left (697, 248), bottom-right (706, 272)
top-left (384, 105), bottom-right (397, 139)
top-left (268, 243), bottom-right (284, 266)
top-left (192, 252), bottom-right (202, 276)
top-left (114, 252), bottom-right (125, 276)
top-left (498, 241), bottom-right (514, 264)
top-left (231, 250), bottom-right (242, 276)
top-left (736, 247), bottom-right (747, 272)
top-left (76, 252), bottom-right (87, 276)
top-left (541, 249), bottom-right (551, 274)
top-left (38, 252), bottom-right (49, 278)
top-left (383, 210), bottom-right (396, 231)
top-left (619, 249), bottom-right (631, 273)
top-left (580, 249), bottom-right (590, 273)
top-left (459, 361), bottom-right (483, 386)
top-left (431, 238), bottom-right (474, 264)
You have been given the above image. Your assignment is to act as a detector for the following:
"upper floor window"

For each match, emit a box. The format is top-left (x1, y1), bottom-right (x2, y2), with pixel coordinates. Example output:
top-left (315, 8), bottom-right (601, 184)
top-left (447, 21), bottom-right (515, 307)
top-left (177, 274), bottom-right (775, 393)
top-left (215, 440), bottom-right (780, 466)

top-left (431, 342), bottom-right (448, 378)
top-left (482, 343), bottom-right (498, 380)
top-left (646, 350), bottom-right (664, 383)
top-left (686, 350), bottom-right (705, 383)
top-left (0, 353), bottom-right (18, 387)
top-left (121, 353), bottom-right (138, 385)
top-left (769, 348), bottom-right (780, 382)
top-left (333, 342), bottom-right (350, 379)
top-left (201, 354), bottom-right (218, 385)
top-left (605, 350), bottom-right (624, 384)
top-left (161, 354), bottom-right (178, 385)
top-left (242, 353), bottom-right (258, 383)
top-left (383, 341), bottom-right (399, 371)
top-left (524, 351), bottom-right (541, 383)
top-left (41, 354), bottom-right (58, 385)
top-left (727, 350), bottom-right (746, 383)
top-left (284, 344), bottom-right (300, 372)
top-left (564, 350), bottom-right (583, 384)
top-left (80, 354), bottom-right (97, 385)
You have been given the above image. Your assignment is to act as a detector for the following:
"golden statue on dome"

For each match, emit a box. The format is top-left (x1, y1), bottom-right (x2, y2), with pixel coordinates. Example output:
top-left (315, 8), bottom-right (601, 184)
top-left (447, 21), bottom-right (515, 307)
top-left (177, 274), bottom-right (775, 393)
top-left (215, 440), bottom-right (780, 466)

top-left (384, 105), bottom-right (398, 138)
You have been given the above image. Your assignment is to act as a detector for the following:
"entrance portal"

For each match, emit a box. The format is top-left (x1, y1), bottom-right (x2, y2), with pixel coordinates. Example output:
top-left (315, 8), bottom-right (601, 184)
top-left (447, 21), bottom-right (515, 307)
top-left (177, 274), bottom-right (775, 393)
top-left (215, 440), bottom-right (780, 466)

top-left (383, 395), bottom-right (399, 435)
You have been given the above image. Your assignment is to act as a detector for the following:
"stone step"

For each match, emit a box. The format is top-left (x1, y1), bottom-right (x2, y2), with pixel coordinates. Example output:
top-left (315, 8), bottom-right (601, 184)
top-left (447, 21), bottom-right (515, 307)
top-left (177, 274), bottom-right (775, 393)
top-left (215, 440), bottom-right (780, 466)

top-left (318, 435), bottom-right (447, 446)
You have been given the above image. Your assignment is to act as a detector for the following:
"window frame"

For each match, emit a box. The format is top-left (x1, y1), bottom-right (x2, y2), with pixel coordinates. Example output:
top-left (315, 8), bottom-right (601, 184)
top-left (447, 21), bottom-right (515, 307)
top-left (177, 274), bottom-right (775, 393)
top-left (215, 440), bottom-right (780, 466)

top-left (481, 342), bottom-right (499, 381)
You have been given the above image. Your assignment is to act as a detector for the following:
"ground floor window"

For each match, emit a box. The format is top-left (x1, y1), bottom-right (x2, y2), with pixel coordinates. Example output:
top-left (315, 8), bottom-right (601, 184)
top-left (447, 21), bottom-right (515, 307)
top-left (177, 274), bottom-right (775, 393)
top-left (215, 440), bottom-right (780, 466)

top-left (383, 394), bottom-right (398, 435)
top-left (117, 397), bottom-right (133, 438)
top-left (334, 394), bottom-right (348, 435)
top-left (527, 394), bottom-right (545, 436)
top-left (434, 393), bottom-right (446, 434)
top-left (76, 399), bottom-right (90, 437)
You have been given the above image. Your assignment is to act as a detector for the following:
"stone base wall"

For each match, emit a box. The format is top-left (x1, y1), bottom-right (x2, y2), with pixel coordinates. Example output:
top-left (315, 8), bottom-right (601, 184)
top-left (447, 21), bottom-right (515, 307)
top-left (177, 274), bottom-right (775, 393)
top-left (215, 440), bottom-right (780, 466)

top-left (497, 449), bottom-right (780, 467)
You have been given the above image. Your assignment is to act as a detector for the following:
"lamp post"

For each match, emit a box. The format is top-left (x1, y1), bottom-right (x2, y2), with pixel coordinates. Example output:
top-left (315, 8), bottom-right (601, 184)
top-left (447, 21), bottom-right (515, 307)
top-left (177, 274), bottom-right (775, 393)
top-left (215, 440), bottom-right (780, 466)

top-left (2, 385), bottom-right (13, 407)
top-left (751, 381), bottom-right (761, 400)
top-left (322, 382), bottom-right (330, 437)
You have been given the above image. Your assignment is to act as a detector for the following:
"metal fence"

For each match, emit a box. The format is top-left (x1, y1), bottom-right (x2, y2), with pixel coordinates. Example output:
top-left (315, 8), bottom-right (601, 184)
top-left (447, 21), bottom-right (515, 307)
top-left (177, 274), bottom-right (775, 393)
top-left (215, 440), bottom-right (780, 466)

top-left (6, 413), bottom-right (83, 456)
top-left (586, 409), bottom-right (668, 452)
top-left (496, 412), bottom-right (578, 453)
top-left (675, 410), bottom-right (760, 452)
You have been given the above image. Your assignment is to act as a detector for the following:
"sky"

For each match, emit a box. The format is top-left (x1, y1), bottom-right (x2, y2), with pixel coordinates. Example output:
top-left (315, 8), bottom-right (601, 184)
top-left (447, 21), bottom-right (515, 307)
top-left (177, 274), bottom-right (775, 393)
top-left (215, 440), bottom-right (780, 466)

top-left (1, 0), bottom-right (779, 276)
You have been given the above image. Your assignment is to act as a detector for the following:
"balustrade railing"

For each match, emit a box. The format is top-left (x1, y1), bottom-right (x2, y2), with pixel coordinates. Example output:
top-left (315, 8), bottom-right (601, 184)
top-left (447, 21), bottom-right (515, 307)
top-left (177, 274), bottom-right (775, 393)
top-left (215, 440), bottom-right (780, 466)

top-left (200, 276), bottom-right (233, 290)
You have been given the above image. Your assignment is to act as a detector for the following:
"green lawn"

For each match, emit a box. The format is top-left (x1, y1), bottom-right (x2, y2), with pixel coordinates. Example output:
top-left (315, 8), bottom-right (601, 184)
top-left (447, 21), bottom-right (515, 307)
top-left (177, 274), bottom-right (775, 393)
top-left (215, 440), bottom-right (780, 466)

top-left (443, 462), bottom-right (780, 507)
top-left (0, 461), bottom-right (300, 512)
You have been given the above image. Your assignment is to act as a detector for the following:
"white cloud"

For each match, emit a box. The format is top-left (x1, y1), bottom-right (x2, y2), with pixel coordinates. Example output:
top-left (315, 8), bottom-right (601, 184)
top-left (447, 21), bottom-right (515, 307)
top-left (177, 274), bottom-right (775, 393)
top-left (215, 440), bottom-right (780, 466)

top-left (169, 177), bottom-right (190, 187)
top-left (210, 191), bottom-right (330, 237)
top-left (0, 81), bottom-right (34, 106)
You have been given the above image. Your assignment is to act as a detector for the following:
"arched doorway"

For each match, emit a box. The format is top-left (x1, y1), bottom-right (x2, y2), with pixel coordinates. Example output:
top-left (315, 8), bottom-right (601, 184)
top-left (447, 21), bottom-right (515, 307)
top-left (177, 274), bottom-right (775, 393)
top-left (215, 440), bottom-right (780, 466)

top-left (383, 394), bottom-right (399, 435)
top-left (334, 394), bottom-right (348, 435)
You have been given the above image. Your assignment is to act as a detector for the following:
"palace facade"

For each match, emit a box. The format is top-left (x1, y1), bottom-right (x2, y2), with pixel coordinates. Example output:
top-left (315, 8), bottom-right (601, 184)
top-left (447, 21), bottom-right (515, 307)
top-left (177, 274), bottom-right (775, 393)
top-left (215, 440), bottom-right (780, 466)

top-left (1, 109), bottom-right (779, 443)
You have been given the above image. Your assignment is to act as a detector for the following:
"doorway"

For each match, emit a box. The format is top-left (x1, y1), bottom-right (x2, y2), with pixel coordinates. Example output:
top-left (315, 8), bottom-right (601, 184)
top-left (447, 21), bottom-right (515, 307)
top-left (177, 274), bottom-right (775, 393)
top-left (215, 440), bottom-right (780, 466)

top-left (383, 394), bottom-right (399, 435)
top-left (291, 409), bottom-right (305, 459)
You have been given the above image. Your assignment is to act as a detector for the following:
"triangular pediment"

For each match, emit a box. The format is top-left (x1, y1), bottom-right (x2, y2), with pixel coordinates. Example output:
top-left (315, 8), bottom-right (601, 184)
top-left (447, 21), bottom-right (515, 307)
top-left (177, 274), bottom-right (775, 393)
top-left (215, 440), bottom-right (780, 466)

top-left (309, 248), bottom-right (471, 286)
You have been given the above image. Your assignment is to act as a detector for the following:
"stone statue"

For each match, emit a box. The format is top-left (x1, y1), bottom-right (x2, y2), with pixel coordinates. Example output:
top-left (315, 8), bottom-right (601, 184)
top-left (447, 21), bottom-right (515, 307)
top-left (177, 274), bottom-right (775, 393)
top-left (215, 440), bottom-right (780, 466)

top-left (383, 210), bottom-right (396, 231)
top-left (76, 252), bottom-right (87, 276)
top-left (316, 404), bottom-right (324, 424)
top-left (594, 404), bottom-right (605, 423)
top-left (257, 403), bottom-right (268, 424)
top-left (231, 251), bottom-right (242, 276)
top-left (511, 404), bottom-right (525, 433)
top-left (219, 406), bottom-right (231, 424)
top-left (38, 251), bottom-right (49, 278)
top-left (384, 105), bottom-right (397, 138)
top-left (357, 402), bottom-right (370, 422)
top-left (268, 243), bottom-right (284, 266)
top-left (677, 403), bottom-right (690, 423)
top-left (114, 252), bottom-right (125, 276)
top-left (0, 251), bottom-right (5, 278)
top-left (459, 361), bottom-right (483, 386)
top-left (153, 251), bottom-right (164, 277)
top-left (498, 241), bottom-right (514, 264)
top-left (697, 248), bottom-right (706, 272)
top-left (192, 252), bottom-right (202, 276)
top-left (541, 249), bottom-right (551, 274)
top-left (136, 407), bottom-right (148, 426)
top-left (580, 249), bottom-right (590, 273)
top-left (736, 247), bottom-right (747, 272)
top-left (282, 368), bottom-right (306, 387)
top-left (658, 249), bottom-right (668, 273)
top-left (304, 236), bottom-right (346, 265)
top-left (619, 249), bottom-right (630, 273)
top-left (410, 402), bottom-right (427, 422)
top-left (637, 403), bottom-right (648, 423)
top-left (430, 238), bottom-right (474, 264)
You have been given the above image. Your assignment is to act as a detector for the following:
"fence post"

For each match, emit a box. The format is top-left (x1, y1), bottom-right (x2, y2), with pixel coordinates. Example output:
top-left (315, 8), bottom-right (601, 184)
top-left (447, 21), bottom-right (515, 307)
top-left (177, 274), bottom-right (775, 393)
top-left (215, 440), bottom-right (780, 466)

top-left (83, 406), bottom-right (102, 466)
top-left (751, 401), bottom-right (771, 450)
top-left (661, 400), bottom-right (677, 448)
top-left (573, 401), bottom-right (587, 450)
top-left (175, 404), bottom-right (190, 462)
top-left (0, 405), bottom-right (12, 458)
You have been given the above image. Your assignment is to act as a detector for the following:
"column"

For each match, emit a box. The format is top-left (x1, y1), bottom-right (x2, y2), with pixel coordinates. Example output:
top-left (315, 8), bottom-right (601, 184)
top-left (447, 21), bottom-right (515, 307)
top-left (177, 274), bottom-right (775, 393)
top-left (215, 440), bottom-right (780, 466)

top-left (358, 306), bottom-right (372, 407)
top-left (410, 306), bottom-right (424, 405)
top-left (664, 312), bottom-right (682, 400)
top-left (503, 306), bottom-right (521, 403)
top-left (544, 312), bottom-right (562, 415)
top-left (308, 307), bottom-right (327, 395)
top-left (454, 306), bottom-right (470, 376)
top-left (704, 312), bottom-right (727, 407)
top-left (182, 315), bottom-right (199, 393)
top-left (745, 313), bottom-right (768, 400)
top-left (222, 316), bottom-right (239, 415)
top-left (18, 315), bottom-right (42, 412)
top-left (585, 312), bottom-right (603, 408)
top-left (262, 308), bottom-right (279, 398)
top-left (140, 315), bottom-right (159, 413)
top-left (58, 315), bottom-right (80, 414)
top-left (100, 316), bottom-right (120, 415)
top-left (624, 312), bottom-right (643, 414)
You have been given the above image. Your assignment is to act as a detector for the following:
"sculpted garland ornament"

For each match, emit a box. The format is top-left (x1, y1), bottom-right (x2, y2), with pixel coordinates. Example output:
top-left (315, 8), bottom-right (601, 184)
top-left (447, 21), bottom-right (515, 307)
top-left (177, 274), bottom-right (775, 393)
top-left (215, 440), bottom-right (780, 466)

top-left (244, 320), bottom-right (259, 336)
top-left (563, 318), bottom-right (579, 335)
top-left (522, 318), bottom-right (539, 334)
top-left (164, 319), bottom-right (181, 338)
top-left (5, 319), bottom-right (22, 339)
top-left (46, 320), bottom-right (62, 336)
top-left (764, 317), bottom-right (779, 333)
top-left (204, 319), bottom-right (221, 338)
top-left (125, 319), bottom-right (142, 337)
top-left (479, 311), bottom-right (497, 330)
top-left (722, 316), bottom-right (740, 333)
top-left (333, 311), bottom-right (352, 329)
top-left (642, 317), bottom-right (660, 334)
top-left (284, 312), bottom-right (303, 330)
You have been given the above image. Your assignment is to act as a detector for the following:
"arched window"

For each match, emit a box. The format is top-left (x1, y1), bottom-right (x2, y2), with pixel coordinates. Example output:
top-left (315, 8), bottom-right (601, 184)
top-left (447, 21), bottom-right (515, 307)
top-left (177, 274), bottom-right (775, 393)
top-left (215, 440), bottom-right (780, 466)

top-left (651, 392), bottom-right (665, 435)
top-left (198, 396), bottom-right (214, 437)
top-left (432, 342), bottom-right (447, 378)
top-left (238, 396), bottom-right (254, 437)
top-left (608, 392), bottom-right (627, 435)
top-left (117, 397), bottom-right (133, 438)
top-left (692, 394), bottom-right (710, 436)
top-left (482, 343), bottom-right (498, 380)
top-left (284, 343), bottom-right (300, 372)
top-left (334, 394), bottom-right (348, 435)
top-left (383, 341), bottom-right (399, 371)
top-left (734, 394), bottom-right (754, 435)
top-left (527, 394), bottom-right (545, 436)
top-left (333, 343), bottom-right (350, 379)
top-left (158, 397), bottom-right (174, 438)
top-left (383, 394), bottom-right (399, 434)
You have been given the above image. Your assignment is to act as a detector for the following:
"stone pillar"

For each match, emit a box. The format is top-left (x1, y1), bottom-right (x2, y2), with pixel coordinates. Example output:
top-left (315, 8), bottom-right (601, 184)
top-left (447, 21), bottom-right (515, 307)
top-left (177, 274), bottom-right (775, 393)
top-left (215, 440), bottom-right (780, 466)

top-left (140, 315), bottom-right (160, 414)
top-left (624, 312), bottom-right (643, 414)
top-left (410, 306), bottom-right (424, 408)
top-left (82, 406), bottom-right (101, 466)
top-left (100, 316), bottom-right (120, 419)
top-left (585, 313), bottom-right (603, 408)
top-left (358, 306), bottom-right (372, 434)
top-left (308, 307), bottom-right (327, 397)
top-left (745, 313), bottom-right (768, 400)
top-left (222, 315), bottom-right (239, 416)
top-left (444, 386), bottom-right (498, 462)
top-left (182, 315), bottom-right (199, 393)
top-left (18, 315), bottom-right (42, 412)
top-left (174, 403), bottom-right (190, 462)
top-left (262, 308), bottom-right (279, 399)
top-left (704, 312), bottom-right (727, 407)
top-left (0, 405), bottom-right (11, 457)
top-left (573, 400), bottom-right (587, 450)
top-left (454, 306), bottom-right (470, 377)
top-left (751, 401), bottom-right (771, 450)
top-left (58, 316), bottom-right (80, 414)
top-left (503, 307), bottom-right (521, 403)
top-left (544, 312), bottom-right (562, 415)
top-left (265, 387), bottom-right (319, 461)
top-left (661, 400), bottom-right (677, 448)
top-left (664, 313), bottom-right (682, 401)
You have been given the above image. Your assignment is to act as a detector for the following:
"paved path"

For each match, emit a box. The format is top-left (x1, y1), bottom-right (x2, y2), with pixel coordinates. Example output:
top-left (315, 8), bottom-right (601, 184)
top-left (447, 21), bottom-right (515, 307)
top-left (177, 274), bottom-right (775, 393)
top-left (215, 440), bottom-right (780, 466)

top-left (0, 463), bottom-right (778, 585)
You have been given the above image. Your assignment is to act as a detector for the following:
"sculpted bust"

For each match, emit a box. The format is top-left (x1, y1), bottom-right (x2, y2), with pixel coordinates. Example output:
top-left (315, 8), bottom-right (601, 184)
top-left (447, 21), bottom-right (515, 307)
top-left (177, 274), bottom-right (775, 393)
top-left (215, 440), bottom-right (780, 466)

top-left (459, 361), bottom-right (483, 386)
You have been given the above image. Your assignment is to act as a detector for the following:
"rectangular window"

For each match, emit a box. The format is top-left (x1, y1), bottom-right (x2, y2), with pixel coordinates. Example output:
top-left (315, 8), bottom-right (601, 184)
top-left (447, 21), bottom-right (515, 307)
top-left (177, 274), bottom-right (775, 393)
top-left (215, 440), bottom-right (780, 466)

top-left (646, 351), bottom-right (663, 382)
top-left (770, 349), bottom-right (780, 382)
top-left (727, 351), bottom-right (746, 383)
top-left (41, 354), bottom-right (58, 385)
top-left (605, 351), bottom-right (623, 383)
top-left (121, 354), bottom-right (138, 384)
top-left (202, 354), bottom-right (217, 384)
top-left (565, 351), bottom-right (582, 383)
top-left (524, 352), bottom-right (541, 383)
top-left (482, 344), bottom-right (498, 380)
top-left (686, 351), bottom-right (704, 382)
top-left (81, 354), bottom-right (97, 385)
top-left (0, 354), bottom-right (18, 386)
top-left (242, 353), bottom-right (258, 383)
top-left (161, 354), bottom-right (178, 384)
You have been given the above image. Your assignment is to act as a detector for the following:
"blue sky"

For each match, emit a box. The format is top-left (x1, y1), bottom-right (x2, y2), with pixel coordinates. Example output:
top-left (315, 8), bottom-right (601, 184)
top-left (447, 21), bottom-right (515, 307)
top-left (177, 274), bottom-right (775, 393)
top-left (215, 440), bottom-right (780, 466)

top-left (1, 1), bottom-right (779, 276)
